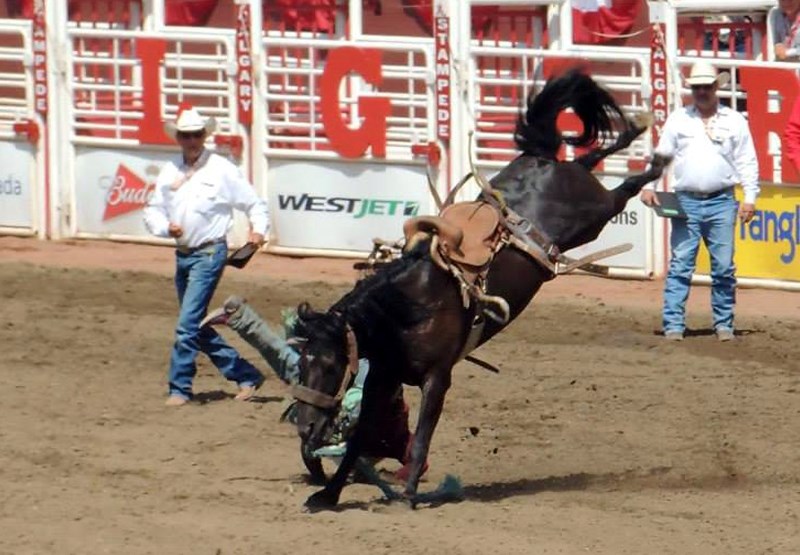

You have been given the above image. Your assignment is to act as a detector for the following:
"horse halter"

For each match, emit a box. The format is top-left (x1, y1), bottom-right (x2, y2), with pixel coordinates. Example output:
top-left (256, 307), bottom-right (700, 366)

top-left (290, 323), bottom-right (360, 410)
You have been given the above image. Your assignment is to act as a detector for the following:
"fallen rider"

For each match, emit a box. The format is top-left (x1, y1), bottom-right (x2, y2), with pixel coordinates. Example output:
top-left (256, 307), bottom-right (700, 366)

top-left (202, 296), bottom-right (428, 482)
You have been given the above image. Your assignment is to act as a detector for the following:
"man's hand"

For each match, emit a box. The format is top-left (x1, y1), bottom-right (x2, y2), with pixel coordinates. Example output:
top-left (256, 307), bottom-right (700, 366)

top-left (640, 190), bottom-right (659, 207)
top-left (248, 232), bottom-right (265, 246)
top-left (168, 223), bottom-right (183, 238)
top-left (775, 43), bottom-right (787, 61)
top-left (738, 203), bottom-right (756, 224)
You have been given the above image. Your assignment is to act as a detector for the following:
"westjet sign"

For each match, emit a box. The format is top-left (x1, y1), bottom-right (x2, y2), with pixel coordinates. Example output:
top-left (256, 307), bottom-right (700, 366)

top-left (268, 159), bottom-right (430, 253)
top-left (277, 193), bottom-right (420, 219)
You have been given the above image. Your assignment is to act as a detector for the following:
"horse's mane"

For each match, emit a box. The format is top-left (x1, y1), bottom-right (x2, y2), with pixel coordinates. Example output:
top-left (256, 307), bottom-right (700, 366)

top-left (298, 241), bottom-right (432, 367)
top-left (514, 68), bottom-right (637, 160)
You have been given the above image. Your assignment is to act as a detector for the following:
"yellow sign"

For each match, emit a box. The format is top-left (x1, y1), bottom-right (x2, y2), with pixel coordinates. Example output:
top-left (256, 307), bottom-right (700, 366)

top-left (697, 185), bottom-right (800, 281)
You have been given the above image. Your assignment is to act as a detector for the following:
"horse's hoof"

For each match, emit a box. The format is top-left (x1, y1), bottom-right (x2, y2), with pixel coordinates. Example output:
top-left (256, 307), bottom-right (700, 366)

top-left (401, 491), bottom-right (419, 510)
top-left (632, 111), bottom-right (654, 130)
top-left (303, 489), bottom-right (338, 512)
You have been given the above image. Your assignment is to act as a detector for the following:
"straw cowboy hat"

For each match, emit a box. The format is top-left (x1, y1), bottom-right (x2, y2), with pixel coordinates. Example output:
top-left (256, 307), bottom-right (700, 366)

top-left (685, 60), bottom-right (730, 88)
top-left (163, 107), bottom-right (217, 140)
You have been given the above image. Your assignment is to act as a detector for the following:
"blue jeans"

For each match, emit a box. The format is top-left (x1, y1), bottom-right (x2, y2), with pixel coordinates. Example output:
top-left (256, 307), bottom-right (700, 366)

top-left (227, 303), bottom-right (301, 384)
top-left (168, 242), bottom-right (263, 399)
top-left (663, 190), bottom-right (738, 334)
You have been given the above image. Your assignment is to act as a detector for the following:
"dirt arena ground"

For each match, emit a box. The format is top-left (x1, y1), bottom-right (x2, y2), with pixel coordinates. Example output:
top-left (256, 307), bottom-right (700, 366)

top-left (2, 236), bottom-right (800, 555)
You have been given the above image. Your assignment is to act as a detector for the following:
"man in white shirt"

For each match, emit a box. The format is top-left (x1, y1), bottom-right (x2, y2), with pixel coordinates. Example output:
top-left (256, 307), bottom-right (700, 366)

top-left (144, 107), bottom-right (270, 406)
top-left (771, 0), bottom-right (800, 60)
top-left (641, 61), bottom-right (759, 342)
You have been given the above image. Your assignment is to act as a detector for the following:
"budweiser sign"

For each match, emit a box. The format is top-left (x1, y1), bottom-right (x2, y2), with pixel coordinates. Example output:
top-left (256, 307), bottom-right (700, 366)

top-left (102, 164), bottom-right (157, 221)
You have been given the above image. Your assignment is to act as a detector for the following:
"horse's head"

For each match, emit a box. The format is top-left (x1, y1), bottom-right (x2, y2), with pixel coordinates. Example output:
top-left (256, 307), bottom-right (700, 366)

top-left (290, 303), bottom-right (359, 452)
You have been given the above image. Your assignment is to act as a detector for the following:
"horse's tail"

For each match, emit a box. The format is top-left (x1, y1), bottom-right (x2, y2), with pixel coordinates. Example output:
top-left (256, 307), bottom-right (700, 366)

top-left (514, 68), bottom-right (635, 160)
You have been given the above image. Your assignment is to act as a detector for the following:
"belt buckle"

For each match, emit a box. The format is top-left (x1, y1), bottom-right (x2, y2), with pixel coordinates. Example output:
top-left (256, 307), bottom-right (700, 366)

top-left (177, 238), bottom-right (224, 255)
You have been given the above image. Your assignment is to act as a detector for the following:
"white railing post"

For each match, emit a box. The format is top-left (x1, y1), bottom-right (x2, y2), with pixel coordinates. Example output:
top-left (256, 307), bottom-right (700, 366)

top-left (447, 0), bottom-right (473, 201)
top-left (45, 0), bottom-right (69, 239)
top-left (247, 0), bottom-right (266, 202)
top-left (348, 0), bottom-right (363, 40)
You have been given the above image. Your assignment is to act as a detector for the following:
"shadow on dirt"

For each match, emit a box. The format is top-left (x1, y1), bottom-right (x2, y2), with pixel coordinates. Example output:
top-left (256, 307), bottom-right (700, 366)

top-left (462, 466), bottom-right (674, 502)
top-left (193, 390), bottom-right (283, 404)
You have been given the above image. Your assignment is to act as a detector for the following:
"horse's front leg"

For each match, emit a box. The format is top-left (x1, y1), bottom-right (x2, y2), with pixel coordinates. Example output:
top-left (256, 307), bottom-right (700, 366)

top-left (304, 374), bottom-right (385, 511)
top-left (303, 433), bottom-right (362, 511)
top-left (403, 369), bottom-right (452, 500)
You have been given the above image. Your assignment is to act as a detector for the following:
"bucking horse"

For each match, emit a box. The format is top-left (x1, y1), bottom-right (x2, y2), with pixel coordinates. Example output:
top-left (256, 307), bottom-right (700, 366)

top-left (288, 69), bottom-right (671, 510)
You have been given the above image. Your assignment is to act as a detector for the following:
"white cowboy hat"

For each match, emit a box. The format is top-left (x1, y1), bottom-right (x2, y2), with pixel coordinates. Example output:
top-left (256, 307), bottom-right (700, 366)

top-left (163, 107), bottom-right (217, 140)
top-left (685, 60), bottom-right (730, 88)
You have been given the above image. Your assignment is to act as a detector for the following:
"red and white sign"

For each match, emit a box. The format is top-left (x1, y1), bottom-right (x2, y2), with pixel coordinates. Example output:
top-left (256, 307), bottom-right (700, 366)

top-left (73, 149), bottom-right (170, 238)
top-left (739, 66), bottom-right (800, 184)
top-left (572, 0), bottom-right (640, 45)
top-left (320, 47), bottom-right (390, 158)
top-left (102, 164), bottom-right (155, 221)
top-left (32, 2), bottom-right (47, 115)
top-left (434, 13), bottom-right (451, 142)
top-left (236, 4), bottom-right (253, 125)
top-left (136, 38), bottom-right (171, 145)
top-left (650, 24), bottom-right (668, 147)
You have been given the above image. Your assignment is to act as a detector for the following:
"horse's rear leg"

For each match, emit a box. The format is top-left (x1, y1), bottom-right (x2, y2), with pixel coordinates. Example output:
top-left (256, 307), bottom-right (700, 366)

top-left (611, 153), bottom-right (672, 207)
top-left (574, 115), bottom-right (650, 170)
top-left (403, 370), bottom-right (452, 500)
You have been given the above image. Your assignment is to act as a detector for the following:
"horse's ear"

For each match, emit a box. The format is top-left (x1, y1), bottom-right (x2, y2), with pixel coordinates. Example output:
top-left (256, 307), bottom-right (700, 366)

top-left (286, 336), bottom-right (308, 348)
top-left (297, 302), bottom-right (313, 319)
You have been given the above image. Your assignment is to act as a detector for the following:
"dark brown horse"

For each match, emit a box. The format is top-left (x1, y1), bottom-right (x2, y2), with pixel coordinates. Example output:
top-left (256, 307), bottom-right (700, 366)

top-left (291, 69), bottom-right (670, 510)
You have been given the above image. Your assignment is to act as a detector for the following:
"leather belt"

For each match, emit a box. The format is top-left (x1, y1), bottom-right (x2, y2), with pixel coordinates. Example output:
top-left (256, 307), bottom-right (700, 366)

top-left (176, 237), bottom-right (226, 255)
top-left (679, 187), bottom-right (733, 200)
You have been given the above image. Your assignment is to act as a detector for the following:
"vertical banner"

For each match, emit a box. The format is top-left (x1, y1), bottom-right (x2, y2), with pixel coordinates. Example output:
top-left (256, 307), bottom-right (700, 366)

top-left (433, 0), bottom-right (451, 195)
top-left (32, 0), bottom-right (48, 116)
top-left (650, 24), bottom-right (668, 149)
top-left (136, 38), bottom-right (171, 145)
top-left (434, 9), bottom-right (451, 143)
top-left (236, 3), bottom-right (253, 126)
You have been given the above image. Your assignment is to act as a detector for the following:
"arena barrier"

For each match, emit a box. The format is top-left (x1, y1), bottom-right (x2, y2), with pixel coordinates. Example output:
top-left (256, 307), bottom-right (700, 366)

top-left (3, 0), bottom-right (800, 287)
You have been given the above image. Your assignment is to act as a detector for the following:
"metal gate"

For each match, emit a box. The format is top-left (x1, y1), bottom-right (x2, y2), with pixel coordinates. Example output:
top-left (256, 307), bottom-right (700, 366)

top-left (0, 18), bottom-right (42, 237)
top-left (256, 2), bottom-right (441, 256)
top-left (56, 5), bottom-right (247, 244)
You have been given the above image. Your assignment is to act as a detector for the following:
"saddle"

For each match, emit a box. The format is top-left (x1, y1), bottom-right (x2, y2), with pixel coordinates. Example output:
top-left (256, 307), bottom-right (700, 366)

top-left (403, 201), bottom-right (503, 270)
top-left (403, 201), bottom-right (504, 274)
top-left (403, 200), bottom-right (510, 325)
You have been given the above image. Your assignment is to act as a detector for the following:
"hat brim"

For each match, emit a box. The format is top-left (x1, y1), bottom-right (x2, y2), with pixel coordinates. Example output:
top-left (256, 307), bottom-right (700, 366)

top-left (164, 116), bottom-right (217, 141)
top-left (686, 72), bottom-right (730, 88)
